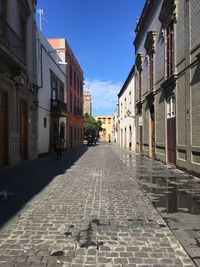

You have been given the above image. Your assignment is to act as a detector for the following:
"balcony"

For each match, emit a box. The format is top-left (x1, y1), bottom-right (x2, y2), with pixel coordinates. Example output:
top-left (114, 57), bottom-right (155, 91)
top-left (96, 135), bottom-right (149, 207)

top-left (51, 99), bottom-right (67, 117)
top-left (0, 16), bottom-right (26, 66)
top-left (74, 107), bottom-right (83, 117)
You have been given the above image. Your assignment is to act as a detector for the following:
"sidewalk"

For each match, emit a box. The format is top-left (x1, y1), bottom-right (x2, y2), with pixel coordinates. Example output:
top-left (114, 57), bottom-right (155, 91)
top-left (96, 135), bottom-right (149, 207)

top-left (0, 143), bottom-right (196, 266)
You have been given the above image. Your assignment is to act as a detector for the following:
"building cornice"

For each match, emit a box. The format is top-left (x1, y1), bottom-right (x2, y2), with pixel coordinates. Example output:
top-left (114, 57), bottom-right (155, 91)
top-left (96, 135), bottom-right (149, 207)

top-left (158, 0), bottom-right (177, 28)
top-left (134, 0), bottom-right (159, 50)
top-left (118, 65), bottom-right (135, 98)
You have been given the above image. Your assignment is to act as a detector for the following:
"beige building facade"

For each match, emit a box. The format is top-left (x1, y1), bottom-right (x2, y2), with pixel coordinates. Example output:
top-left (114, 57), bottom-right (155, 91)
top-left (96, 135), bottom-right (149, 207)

top-left (83, 91), bottom-right (92, 116)
top-left (95, 116), bottom-right (113, 142)
top-left (134, 0), bottom-right (200, 175)
top-left (0, 0), bottom-right (38, 167)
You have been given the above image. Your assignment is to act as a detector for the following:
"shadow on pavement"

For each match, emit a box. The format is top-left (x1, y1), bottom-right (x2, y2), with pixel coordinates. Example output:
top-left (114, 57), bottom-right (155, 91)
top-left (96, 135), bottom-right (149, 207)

top-left (0, 145), bottom-right (88, 230)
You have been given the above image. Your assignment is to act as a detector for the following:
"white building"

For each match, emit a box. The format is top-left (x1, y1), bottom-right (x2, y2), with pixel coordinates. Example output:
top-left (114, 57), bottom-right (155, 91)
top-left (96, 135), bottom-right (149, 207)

top-left (37, 30), bottom-right (67, 155)
top-left (118, 66), bottom-right (136, 151)
top-left (112, 104), bottom-right (119, 143)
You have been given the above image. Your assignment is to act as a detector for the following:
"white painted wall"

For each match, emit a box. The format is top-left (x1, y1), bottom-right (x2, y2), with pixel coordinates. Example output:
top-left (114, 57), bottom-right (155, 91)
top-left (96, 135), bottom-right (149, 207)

top-left (37, 30), bottom-right (67, 154)
top-left (119, 74), bottom-right (136, 152)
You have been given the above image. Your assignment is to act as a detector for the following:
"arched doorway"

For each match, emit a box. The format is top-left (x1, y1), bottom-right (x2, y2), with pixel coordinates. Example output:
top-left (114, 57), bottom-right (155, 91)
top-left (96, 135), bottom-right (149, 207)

top-left (150, 105), bottom-right (155, 158)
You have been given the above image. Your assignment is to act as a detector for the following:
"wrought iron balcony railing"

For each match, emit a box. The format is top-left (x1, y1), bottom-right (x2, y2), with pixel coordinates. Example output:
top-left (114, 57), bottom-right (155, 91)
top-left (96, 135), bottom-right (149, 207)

top-left (51, 99), bottom-right (67, 116)
top-left (74, 107), bottom-right (83, 117)
top-left (0, 16), bottom-right (26, 64)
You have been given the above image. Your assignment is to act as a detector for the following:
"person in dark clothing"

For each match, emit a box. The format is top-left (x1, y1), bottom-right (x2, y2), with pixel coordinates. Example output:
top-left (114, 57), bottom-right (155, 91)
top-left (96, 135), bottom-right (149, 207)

top-left (55, 137), bottom-right (64, 159)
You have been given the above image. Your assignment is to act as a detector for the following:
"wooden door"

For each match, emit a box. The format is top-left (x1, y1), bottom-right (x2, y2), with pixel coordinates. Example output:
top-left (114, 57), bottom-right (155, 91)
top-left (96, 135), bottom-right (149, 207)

top-left (167, 117), bottom-right (176, 165)
top-left (0, 90), bottom-right (8, 167)
top-left (150, 107), bottom-right (155, 158)
top-left (140, 125), bottom-right (143, 153)
top-left (151, 119), bottom-right (155, 158)
top-left (20, 100), bottom-right (28, 160)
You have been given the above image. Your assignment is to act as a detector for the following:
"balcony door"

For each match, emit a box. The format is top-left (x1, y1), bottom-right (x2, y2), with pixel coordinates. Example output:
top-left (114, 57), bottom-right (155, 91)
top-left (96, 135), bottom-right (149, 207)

top-left (20, 100), bottom-right (28, 160)
top-left (167, 96), bottom-right (176, 165)
top-left (0, 90), bottom-right (8, 167)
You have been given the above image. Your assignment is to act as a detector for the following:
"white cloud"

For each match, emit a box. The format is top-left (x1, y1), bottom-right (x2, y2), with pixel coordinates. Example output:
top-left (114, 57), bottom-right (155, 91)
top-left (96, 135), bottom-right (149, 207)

top-left (84, 79), bottom-right (122, 116)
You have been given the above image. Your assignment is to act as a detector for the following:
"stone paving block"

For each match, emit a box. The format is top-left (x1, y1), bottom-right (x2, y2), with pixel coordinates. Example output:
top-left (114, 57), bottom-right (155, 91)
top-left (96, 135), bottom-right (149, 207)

top-left (0, 144), bottom-right (197, 266)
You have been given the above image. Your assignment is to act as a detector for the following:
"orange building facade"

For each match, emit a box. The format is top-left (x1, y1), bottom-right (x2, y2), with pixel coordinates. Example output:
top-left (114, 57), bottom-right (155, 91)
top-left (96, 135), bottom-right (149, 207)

top-left (48, 39), bottom-right (84, 149)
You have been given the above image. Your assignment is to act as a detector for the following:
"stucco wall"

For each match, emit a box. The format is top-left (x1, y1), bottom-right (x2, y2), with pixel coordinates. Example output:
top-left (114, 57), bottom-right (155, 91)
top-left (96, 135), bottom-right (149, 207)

top-left (37, 31), bottom-right (66, 154)
top-left (118, 74), bottom-right (136, 151)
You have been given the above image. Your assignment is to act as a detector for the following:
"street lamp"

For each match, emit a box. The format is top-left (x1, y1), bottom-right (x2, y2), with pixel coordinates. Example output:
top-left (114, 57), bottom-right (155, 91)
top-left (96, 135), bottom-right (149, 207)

top-left (47, 49), bottom-right (68, 65)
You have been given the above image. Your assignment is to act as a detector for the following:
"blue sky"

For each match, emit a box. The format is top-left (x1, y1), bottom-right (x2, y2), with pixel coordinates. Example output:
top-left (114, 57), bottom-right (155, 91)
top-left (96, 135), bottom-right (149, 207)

top-left (36, 0), bottom-right (145, 115)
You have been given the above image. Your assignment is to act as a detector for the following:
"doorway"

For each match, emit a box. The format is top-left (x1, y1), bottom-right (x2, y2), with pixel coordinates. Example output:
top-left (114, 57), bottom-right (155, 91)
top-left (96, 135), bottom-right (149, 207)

top-left (20, 100), bottom-right (28, 160)
top-left (167, 96), bottom-right (176, 165)
top-left (139, 125), bottom-right (143, 153)
top-left (0, 90), bottom-right (8, 167)
top-left (150, 105), bottom-right (155, 158)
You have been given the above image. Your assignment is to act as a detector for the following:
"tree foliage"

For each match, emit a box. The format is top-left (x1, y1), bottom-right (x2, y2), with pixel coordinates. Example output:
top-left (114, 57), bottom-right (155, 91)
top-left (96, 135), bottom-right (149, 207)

top-left (84, 114), bottom-right (102, 137)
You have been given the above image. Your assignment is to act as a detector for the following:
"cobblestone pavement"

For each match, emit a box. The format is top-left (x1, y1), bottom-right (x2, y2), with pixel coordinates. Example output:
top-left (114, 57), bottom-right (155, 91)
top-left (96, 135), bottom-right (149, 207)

top-left (0, 143), bottom-right (196, 266)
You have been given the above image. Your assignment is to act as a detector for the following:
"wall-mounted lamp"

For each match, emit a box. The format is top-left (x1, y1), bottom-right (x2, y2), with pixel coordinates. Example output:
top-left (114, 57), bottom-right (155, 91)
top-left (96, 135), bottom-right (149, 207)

top-left (196, 52), bottom-right (200, 61)
top-left (126, 109), bottom-right (136, 119)
top-left (58, 61), bottom-right (68, 65)
top-left (48, 48), bottom-right (67, 55)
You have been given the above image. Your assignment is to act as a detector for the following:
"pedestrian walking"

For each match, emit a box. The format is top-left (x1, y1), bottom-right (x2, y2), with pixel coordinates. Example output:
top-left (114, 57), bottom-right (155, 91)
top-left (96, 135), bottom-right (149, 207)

top-left (55, 137), bottom-right (64, 159)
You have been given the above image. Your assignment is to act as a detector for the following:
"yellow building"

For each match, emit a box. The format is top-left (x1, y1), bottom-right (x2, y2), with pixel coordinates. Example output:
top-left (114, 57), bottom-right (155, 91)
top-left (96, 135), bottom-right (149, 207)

top-left (95, 116), bottom-right (113, 142)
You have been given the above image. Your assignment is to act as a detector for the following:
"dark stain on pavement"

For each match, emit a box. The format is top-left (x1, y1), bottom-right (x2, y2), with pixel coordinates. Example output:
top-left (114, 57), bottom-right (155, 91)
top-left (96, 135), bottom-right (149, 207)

top-left (80, 220), bottom-right (104, 250)
top-left (50, 250), bottom-right (64, 256)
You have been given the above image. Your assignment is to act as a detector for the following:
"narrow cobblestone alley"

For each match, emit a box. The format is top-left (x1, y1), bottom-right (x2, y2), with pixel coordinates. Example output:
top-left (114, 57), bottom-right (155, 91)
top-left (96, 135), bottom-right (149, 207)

top-left (0, 144), bottom-right (198, 267)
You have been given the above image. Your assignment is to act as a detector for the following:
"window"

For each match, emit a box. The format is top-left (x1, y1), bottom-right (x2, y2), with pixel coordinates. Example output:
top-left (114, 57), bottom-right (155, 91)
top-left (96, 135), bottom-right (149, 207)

top-left (70, 93), bottom-right (72, 113)
top-left (44, 117), bottom-right (47, 128)
top-left (149, 52), bottom-right (154, 91)
top-left (60, 84), bottom-right (64, 102)
top-left (77, 100), bottom-right (79, 115)
top-left (80, 80), bottom-right (83, 95)
top-left (166, 21), bottom-right (174, 77)
top-left (19, 15), bottom-right (26, 47)
top-left (74, 96), bottom-right (76, 114)
top-left (74, 71), bottom-right (76, 91)
top-left (80, 101), bottom-right (82, 116)
top-left (77, 77), bottom-right (79, 94)
top-left (103, 118), bottom-right (106, 124)
top-left (129, 91), bottom-right (131, 106)
top-left (108, 118), bottom-right (111, 124)
top-left (139, 71), bottom-right (142, 100)
top-left (0, 0), bottom-right (7, 18)
top-left (50, 71), bottom-right (64, 102)
top-left (167, 95), bottom-right (175, 118)
top-left (70, 65), bottom-right (73, 86)
top-left (51, 77), bottom-right (57, 100)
